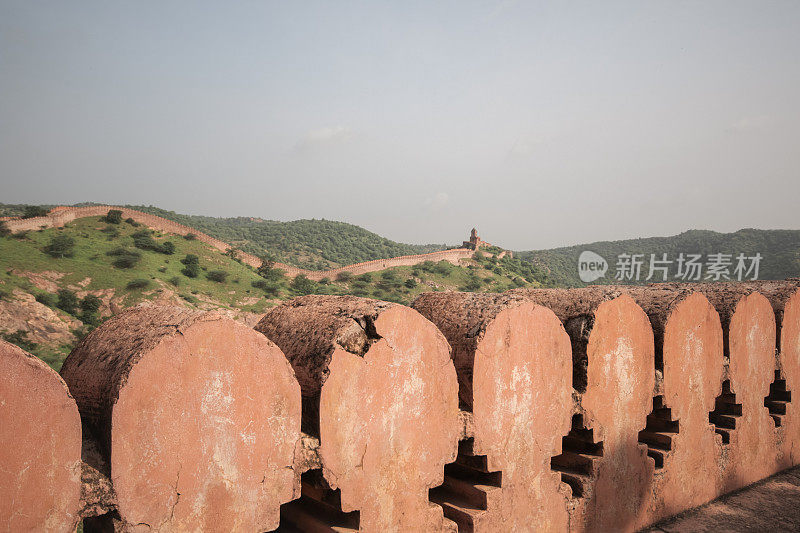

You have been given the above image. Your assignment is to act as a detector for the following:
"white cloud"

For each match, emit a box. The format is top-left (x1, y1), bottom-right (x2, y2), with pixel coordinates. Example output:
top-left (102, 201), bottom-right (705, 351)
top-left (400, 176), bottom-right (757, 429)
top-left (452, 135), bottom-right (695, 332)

top-left (424, 192), bottom-right (450, 209)
top-left (507, 133), bottom-right (555, 158)
top-left (728, 115), bottom-right (772, 133)
top-left (294, 126), bottom-right (353, 152)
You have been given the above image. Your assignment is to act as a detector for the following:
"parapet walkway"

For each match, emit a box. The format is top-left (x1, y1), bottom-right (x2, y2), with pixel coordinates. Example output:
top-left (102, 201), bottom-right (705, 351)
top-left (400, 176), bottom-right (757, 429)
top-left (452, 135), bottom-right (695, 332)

top-left (645, 465), bottom-right (800, 532)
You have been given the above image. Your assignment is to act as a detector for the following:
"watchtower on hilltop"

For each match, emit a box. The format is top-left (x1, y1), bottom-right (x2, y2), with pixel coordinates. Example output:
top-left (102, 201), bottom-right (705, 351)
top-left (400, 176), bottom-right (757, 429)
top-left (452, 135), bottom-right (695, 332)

top-left (463, 228), bottom-right (483, 250)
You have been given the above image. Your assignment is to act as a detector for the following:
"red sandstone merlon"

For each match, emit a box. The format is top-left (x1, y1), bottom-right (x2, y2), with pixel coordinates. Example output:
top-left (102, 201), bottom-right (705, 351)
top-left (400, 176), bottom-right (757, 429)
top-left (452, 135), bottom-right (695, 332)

top-left (59, 306), bottom-right (301, 532)
top-left (743, 280), bottom-right (800, 469)
top-left (508, 287), bottom-right (656, 532)
top-left (411, 292), bottom-right (573, 532)
top-left (625, 285), bottom-right (725, 522)
top-left (684, 283), bottom-right (780, 491)
top-left (255, 295), bottom-right (461, 532)
top-left (0, 339), bottom-right (82, 532)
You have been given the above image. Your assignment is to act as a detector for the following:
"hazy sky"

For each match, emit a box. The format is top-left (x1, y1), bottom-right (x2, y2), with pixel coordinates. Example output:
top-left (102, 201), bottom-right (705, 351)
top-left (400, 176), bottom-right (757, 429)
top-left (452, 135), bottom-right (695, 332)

top-left (1, 1), bottom-right (798, 250)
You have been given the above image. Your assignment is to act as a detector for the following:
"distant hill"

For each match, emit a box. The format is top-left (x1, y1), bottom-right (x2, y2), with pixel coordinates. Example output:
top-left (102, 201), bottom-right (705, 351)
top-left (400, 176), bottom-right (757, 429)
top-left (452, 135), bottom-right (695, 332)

top-left (124, 205), bottom-right (448, 270)
top-left (0, 212), bottom-right (541, 369)
top-left (518, 229), bottom-right (800, 287)
top-left (4, 203), bottom-right (798, 288)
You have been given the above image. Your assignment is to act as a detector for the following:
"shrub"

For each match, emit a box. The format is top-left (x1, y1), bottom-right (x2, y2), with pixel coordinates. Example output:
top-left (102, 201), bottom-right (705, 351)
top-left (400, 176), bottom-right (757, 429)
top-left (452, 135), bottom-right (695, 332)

top-left (181, 263), bottom-right (200, 278)
top-left (0, 290), bottom-right (7, 301)
top-left (101, 225), bottom-right (120, 239)
top-left (319, 277), bottom-right (331, 285)
top-left (12, 231), bottom-right (29, 240)
top-left (103, 209), bottom-right (123, 224)
top-left (357, 273), bottom-right (372, 283)
top-left (206, 270), bottom-right (228, 283)
top-left (290, 274), bottom-right (316, 295)
top-left (35, 292), bottom-right (56, 307)
top-left (80, 294), bottom-right (102, 314)
top-left (257, 256), bottom-right (284, 281)
top-left (0, 221), bottom-right (9, 237)
top-left (404, 278), bottom-right (417, 289)
top-left (56, 289), bottom-right (78, 315)
top-left (184, 233), bottom-right (197, 240)
top-left (158, 266), bottom-right (167, 273)
top-left (132, 229), bottom-right (159, 251)
top-left (169, 276), bottom-right (181, 286)
top-left (21, 205), bottom-right (48, 219)
top-left (126, 279), bottom-right (150, 290)
top-left (1, 330), bottom-right (38, 352)
top-left (181, 254), bottom-right (199, 266)
top-left (43, 235), bottom-right (75, 258)
top-left (225, 248), bottom-right (240, 262)
top-left (381, 270), bottom-right (398, 281)
top-left (107, 248), bottom-right (141, 269)
top-left (80, 311), bottom-right (101, 327)
top-left (418, 261), bottom-right (437, 273)
top-left (462, 277), bottom-right (482, 291)
top-left (161, 241), bottom-right (176, 255)
top-left (180, 293), bottom-right (199, 304)
top-left (433, 261), bottom-right (454, 276)
top-left (125, 217), bottom-right (139, 226)
top-left (336, 272), bottom-right (353, 282)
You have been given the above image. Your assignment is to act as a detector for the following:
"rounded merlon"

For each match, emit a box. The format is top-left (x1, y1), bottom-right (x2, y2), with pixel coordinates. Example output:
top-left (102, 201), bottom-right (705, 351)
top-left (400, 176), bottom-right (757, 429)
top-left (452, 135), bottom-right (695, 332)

top-left (0, 339), bottom-right (82, 532)
top-left (256, 295), bottom-right (460, 532)
top-left (60, 306), bottom-right (302, 532)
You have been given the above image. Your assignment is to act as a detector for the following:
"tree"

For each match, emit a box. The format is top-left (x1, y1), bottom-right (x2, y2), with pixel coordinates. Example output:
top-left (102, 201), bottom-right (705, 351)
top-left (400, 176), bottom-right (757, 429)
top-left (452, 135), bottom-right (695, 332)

top-left (225, 248), bottom-right (240, 262)
top-left (290, 274), bottom-right (316, 295)
top-left (107, 248), bottom-right (141, 269)
top-left (103, 209), bottom-right (123, 224)
top-left (0, 221), bottom-right (10, 237)
top-left (257, 256), bottom-right (275, 276)
top-left (44, 235), bottom-right (76, 258)
top-left (181, 254), bottom-right (200, 277)
top-left (181, 254), bottom-right (199, 266)
top-left (182, 263), bottom-right (200, 278)
top-left (206, 270), bottom-right (228, 283)
top-left (126, 279), bottom-right (151, 290)
top-left (56, 289), bottom-right (78, 315)
top-left (80, 294), bottom-right (102, 314)
top-left (257, 256), bottom-right (285, 282)
top-left (79, 294), bottom-right (103, 327)
top-left (21, 205), bottom-right (48, 219)
top-left (161, 241), bottom-right (176, 255)
top-left (2, 330), bottom-right (38, 353)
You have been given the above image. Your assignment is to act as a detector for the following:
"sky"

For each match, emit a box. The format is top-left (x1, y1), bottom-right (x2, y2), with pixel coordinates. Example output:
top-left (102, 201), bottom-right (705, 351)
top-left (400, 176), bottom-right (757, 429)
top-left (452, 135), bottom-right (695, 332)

top-left (1, 1), bottom-right (799, 250)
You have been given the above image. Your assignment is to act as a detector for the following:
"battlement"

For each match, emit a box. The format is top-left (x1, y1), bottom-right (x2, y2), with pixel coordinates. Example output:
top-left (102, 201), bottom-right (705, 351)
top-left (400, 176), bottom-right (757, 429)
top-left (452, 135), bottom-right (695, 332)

top-left (2, 280), bottom-right (799, 531)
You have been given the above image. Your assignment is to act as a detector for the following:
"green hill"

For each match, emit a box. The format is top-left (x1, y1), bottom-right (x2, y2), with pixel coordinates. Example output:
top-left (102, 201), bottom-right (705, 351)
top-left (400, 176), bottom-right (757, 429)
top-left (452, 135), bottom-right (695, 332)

top-left (518, 229), bottom-right (800, 287)
top-left (0, 213), bottom-right (541, 369)
top-left (124, 205), bottom-right (448, 269)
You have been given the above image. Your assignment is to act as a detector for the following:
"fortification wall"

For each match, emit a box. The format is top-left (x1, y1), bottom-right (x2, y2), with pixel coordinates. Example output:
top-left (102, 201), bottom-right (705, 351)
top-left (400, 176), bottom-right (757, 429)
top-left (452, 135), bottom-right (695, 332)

top-left (2, 206), bottom-right (475, 280)
top-left (3, 281), bottom-right (799, 532)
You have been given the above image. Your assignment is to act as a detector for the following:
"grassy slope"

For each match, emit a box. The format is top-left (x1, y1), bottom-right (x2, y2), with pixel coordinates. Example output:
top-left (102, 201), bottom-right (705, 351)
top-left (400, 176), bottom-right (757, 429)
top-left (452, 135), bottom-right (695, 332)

top-left (0, 217), bottom-right (539, 369)
top-left (518, 229), bottom-right (800, 287)
top-left (0, 216), bottom-right (271, 312)
top-left (125, 205), bottom-right (448, 269)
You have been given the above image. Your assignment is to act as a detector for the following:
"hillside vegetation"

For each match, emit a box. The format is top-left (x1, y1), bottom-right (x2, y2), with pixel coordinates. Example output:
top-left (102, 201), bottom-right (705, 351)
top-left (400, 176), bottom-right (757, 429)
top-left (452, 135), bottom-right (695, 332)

top-left (123, 205), bottom-right (448, 269)
top-left (519, 229), bottom-right (800, 287)
top-left (0, 213), bottom-right (542, 369)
